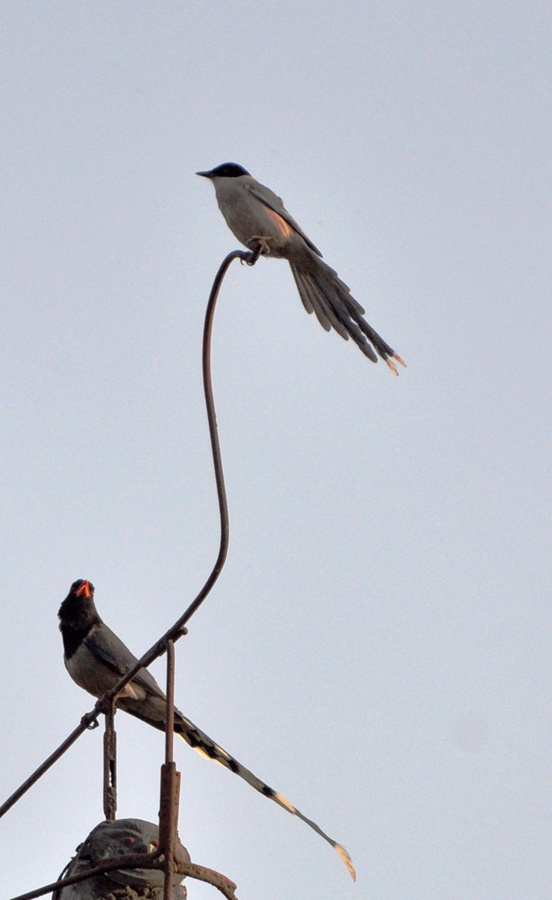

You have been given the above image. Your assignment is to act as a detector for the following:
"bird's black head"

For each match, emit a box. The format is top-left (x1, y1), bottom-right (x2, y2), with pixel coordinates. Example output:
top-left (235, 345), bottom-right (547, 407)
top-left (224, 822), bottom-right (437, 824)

top-left (196, 163), bottom-right (250, 179)
top-left (58, 579), bottom-right (100, 641)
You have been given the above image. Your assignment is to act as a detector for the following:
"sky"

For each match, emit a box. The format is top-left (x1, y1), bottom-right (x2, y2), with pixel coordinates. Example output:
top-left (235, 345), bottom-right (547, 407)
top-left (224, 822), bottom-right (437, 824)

top-left (1, 3), bottom-right (551, 898)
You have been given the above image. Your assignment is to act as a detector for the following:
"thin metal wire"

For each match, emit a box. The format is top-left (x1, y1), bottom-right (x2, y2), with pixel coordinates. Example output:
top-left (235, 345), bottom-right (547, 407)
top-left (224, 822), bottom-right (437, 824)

top-left (0, 717), bottom-right (96, 819)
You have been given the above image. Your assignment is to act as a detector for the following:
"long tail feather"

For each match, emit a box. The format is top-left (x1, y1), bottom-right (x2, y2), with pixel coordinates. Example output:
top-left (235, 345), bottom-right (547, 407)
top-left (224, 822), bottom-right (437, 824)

top-left (174, 712), bottom-right (356, 880)
top-left (290, 257), bottom-right (405, 372)
top-left (292, 269), bottom-right (353, 341)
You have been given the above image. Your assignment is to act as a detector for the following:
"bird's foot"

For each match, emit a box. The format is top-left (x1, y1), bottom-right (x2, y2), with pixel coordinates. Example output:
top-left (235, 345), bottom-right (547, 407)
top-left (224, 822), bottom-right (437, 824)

top-left (243, 236), bottom-right (271, 265)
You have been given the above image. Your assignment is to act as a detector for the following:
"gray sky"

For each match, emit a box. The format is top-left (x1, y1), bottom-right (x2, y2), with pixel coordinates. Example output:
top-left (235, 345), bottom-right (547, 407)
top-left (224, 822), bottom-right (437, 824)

top-left (1, 3), bottom-right (551, 898)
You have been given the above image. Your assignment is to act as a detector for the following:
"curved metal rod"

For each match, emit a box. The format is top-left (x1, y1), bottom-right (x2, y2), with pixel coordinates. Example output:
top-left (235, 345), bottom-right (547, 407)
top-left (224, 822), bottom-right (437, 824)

top-left (13, 851), bottom-right (239, 900)
top-left (179, 248), bottom-right (248, 621)
top-left (138, 248), bottom-right (256, 637)
top-left (0, 247), bottom-right (257, 823)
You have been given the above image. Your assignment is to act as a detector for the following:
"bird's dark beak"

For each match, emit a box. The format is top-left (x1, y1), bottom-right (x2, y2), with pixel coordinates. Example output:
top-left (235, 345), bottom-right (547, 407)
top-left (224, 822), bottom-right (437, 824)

top-left (76, 580), bottom-right (92, 598)
top-left (196, 170), bottom-right (213, 178)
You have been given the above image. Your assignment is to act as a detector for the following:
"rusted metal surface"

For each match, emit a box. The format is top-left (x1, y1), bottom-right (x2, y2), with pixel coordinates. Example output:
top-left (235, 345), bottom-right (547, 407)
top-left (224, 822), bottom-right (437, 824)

top-left (161, 638), bottom-right (179, 900)
top-left (159, 763), bottom-right (181, 900)
top-left (103, 700), bottom-right (117, 821)
top-left (164, 639), bottom-right (177, 765)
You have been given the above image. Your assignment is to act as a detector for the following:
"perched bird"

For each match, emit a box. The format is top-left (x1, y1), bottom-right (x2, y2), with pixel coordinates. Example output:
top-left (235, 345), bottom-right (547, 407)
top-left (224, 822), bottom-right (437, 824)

top-left (59, 579), bottom-right (355, 880)
top-left (197, 162), bottom-right (405, 372)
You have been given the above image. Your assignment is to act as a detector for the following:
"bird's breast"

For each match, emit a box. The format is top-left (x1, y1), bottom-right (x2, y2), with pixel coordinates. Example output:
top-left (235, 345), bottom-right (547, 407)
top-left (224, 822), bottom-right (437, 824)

top-left (214, 186), bottom-right (292, 256)
top-left (65, 641), bottom-right (121, 699)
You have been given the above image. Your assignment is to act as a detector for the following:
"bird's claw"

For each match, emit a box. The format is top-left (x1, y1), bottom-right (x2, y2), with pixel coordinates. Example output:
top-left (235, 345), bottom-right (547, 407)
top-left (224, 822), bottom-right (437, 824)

top-left (243, 236), bottom-right (271, 265)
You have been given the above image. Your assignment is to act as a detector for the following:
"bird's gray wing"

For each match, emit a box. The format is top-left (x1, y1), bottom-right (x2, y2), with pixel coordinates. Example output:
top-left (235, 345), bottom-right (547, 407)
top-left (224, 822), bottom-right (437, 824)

top-left (84, 625), bottom-right (165, 700)
top-left (245, 183), bottom-right (323, 256)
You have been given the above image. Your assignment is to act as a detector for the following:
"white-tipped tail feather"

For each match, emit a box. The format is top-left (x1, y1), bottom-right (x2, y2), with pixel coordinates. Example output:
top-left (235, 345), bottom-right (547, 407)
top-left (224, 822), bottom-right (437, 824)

top-left (173, 711), bottom-right (356, 880)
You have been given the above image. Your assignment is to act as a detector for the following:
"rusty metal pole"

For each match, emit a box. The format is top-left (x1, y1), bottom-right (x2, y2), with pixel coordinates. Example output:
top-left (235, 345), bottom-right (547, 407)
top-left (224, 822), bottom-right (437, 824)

top-left (103, 698), bottom-right (117, 821)
top-left (159, 638), bottom-right (181, 900)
